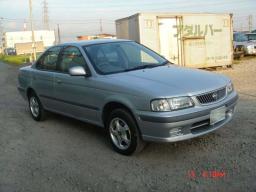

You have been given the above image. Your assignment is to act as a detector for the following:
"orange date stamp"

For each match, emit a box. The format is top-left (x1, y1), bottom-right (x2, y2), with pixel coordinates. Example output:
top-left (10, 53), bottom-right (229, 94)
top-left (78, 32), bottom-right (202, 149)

top-left (187, 170), bottom-right (226, 179)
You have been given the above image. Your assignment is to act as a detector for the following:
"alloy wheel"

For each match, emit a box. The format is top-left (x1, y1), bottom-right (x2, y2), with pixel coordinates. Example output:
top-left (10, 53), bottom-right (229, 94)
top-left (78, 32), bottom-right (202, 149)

top-left (30, 96), bottom-right (40, 118)
top-left (109, 117), bottom-right (131, 150)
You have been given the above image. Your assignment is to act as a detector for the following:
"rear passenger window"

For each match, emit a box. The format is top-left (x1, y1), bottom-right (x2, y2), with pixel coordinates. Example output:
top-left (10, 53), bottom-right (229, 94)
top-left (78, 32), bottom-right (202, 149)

top-left (36, 46), bottom-right (62, 71)
top-left (58, 46), bottom-right (86, 73)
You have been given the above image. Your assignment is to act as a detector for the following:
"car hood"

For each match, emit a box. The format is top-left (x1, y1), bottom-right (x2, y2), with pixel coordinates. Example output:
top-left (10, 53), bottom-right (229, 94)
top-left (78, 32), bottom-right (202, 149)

top-left (107, 65), bottom-right (229, 97)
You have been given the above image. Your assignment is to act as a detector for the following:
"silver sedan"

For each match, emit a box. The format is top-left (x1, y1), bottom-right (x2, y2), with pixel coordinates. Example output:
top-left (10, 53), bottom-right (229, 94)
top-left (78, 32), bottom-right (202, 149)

top-left (18, 39), bottom-right (238, 155)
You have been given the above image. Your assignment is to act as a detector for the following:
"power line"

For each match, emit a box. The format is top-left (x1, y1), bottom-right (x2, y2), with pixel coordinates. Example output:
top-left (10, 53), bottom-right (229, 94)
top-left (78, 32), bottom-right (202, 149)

top-left (0, 17), bottom-right (115, 23)
top-left (45, 0), bottom-right (248, 8)
top-left (40, 0), bottom-right (252, 14)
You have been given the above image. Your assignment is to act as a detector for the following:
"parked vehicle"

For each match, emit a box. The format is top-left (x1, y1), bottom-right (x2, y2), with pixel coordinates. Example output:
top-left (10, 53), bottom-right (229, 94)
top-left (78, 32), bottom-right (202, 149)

top-left (18, 39), bottom-right (238, 155)
top-left (4, 48), bottom-right (16, 55)
top-left (246, 33), bottom-right (256, 42)
top-left (233, 32), bottom-right (256, 58)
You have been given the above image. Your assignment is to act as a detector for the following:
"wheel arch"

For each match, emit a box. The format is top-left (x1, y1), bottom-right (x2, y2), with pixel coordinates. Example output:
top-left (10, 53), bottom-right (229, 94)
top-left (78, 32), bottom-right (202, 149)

top-left (26, 87), bottom-right (36, 99)
top-left (102, 100), bottom-right (144, 139)
top-left (102, 101), bottom-right (133, 123)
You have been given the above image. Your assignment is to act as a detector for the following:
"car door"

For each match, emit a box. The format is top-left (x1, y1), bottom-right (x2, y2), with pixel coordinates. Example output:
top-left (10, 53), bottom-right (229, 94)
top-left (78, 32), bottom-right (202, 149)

top-left (53, 46), bottom-right (98, 123)
top-left (33, 46), bottom-right (62, 109)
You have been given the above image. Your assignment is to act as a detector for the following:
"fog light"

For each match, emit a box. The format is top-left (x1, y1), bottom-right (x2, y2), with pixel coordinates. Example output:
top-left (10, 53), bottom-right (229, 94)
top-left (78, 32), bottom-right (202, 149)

top-left (169, 128), bottom-right (182, 136)
top-left (227, 109), bottom-right (234, 117)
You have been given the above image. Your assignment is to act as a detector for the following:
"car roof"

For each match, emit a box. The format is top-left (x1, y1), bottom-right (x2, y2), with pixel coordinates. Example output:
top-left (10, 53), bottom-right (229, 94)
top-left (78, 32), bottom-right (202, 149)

top-left (59, 39), bottom-right (133, 47)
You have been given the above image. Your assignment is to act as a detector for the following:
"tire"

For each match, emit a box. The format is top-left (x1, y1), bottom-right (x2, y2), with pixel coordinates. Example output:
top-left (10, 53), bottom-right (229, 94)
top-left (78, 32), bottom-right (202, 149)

top-left (28, 92), bottom-right (46, 121)
top-left (106, 108), bottom-right (145, 155)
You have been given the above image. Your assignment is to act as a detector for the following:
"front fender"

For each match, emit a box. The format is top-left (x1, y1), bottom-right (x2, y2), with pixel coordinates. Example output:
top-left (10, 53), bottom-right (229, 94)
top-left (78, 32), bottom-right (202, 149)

top-left (102, 94), bottom-right (137, 113)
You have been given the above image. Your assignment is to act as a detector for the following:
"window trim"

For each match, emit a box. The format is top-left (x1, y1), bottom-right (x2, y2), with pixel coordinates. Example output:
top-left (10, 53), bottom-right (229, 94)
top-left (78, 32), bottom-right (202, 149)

top-left (35, 46), bottom-right (63, 72)
top-left (83, 41), bottom-right (169, 75)
top-left (56, 45), bottom-right (91, 76)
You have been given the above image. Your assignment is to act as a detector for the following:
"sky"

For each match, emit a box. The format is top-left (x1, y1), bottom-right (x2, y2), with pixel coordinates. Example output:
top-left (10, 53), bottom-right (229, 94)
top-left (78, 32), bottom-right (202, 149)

top-left (0, 0), bottom-right (256, 42)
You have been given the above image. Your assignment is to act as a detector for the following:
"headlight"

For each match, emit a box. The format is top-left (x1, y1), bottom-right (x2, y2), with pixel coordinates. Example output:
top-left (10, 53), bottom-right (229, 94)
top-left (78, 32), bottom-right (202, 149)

top-left (151, 97), bottom-right (194, 112)
top-left (168, 97), bottom-right (194, 110)
top-left (227, 82), bottom-right (233, 94)
top-left (247, 45), bottom-right (254, 50)
top-left (151, 99), bottom-right (170, 112)
top-left (246, 45), bottom-right (255, 54)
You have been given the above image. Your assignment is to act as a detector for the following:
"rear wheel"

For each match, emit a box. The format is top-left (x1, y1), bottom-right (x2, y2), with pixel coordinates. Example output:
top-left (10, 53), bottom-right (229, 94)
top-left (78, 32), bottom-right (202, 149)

top-left (107, 108), bottom-right (145, 155)
top-left (28, 92), bottom-right (46, 121)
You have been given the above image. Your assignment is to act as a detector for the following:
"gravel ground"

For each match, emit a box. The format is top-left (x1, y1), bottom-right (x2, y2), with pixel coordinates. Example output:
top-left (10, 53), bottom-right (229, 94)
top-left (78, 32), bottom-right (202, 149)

top-left (0, 59), bottom-right (255, 192)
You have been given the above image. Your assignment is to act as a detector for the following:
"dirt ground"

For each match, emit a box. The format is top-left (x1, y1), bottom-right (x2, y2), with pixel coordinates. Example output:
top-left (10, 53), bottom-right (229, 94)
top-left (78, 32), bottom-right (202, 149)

top-left (0, 58), bottom-right (255, 192)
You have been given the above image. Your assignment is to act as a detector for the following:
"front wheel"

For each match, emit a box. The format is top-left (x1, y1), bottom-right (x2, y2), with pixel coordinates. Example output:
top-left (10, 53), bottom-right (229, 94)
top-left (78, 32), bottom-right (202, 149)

top-left (107, 109), bottom-right (145, 155)
top-left (28, 93), bottom-right (46, 121)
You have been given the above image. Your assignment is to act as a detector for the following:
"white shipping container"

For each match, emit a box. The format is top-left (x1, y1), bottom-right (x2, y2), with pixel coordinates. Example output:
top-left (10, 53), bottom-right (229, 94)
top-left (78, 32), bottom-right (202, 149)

top-left (116, 13), bottom-right (233, 68)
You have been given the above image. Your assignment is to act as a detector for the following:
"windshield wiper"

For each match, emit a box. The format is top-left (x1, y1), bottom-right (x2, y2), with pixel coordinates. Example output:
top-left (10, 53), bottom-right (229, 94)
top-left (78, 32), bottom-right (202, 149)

top-left (124, 64), bottom-right (159, 72)
top-left (161, 60), bottom-right (170, 65)
top-left (124, 61), bottom-right (170, 72)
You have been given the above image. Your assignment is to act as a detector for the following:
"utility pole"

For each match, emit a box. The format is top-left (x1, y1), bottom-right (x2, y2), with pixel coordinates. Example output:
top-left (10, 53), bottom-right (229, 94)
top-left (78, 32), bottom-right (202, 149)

top-left (57, 24), bottom-right (61, 44)
top-left (29, 0), bottom-right (36, 61)
top-left (23, 20), bottom-right (27, 31)
top-left (100, 19), bottom-right (103, 34)
top-left (248, 15), bottom-right (253, 32)
top-left (240, 23), bottom-right (243, 32)
top-left (0, 17), bottom-right (3, 50)
top-left (42, 0), bottom-right (49, 30)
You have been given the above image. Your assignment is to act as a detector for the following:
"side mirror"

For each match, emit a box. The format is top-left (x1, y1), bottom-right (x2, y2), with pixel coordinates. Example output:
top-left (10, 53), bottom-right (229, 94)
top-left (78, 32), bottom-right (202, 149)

top-left (69, 66), bottom-right (87, 76)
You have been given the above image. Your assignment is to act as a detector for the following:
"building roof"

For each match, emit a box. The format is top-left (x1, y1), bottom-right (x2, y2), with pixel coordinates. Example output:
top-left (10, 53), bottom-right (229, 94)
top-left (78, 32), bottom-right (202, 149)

top-left (60, 39), bottom-right (131, 47)
top-left (96, 33), bottom-right (116, 36)
top-left (116, 12), bottom-right (232, 22)
top-left (77, 33), bottom-right (115, 38)
top-left (4, 30), bottom-right (54, 35)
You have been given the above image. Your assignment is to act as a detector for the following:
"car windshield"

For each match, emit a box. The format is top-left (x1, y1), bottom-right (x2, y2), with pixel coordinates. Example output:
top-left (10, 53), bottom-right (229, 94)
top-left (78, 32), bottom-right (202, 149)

top-left (83, 41), bottom-right (168, 75)
top-left (247, 34), bottom-right (256, 41)
top-left (234, 33), bottom-right (248, 42)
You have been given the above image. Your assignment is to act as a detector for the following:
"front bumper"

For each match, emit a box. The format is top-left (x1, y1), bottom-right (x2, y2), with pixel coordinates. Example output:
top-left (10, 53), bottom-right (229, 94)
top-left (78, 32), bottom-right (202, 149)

top-left (136, 92), bottom-right (238, 142)
top-left (245, 47), bottom-right (256, 55)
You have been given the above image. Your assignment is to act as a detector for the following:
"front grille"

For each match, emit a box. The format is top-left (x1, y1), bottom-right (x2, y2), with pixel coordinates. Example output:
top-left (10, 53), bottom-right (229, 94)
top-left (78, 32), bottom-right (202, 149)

top-left (236, 45), bottom-right (244, 51)
top-left (196, 87), bottom-right (226, 104)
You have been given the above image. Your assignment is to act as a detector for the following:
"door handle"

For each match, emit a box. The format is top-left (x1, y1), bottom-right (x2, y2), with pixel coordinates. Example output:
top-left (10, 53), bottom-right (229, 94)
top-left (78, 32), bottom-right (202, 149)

top-left (56, 79), bottom-right (62, 84)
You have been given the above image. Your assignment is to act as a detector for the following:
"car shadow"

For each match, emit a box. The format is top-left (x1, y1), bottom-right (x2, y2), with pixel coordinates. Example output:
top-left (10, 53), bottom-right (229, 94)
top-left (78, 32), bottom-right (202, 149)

top-left (38, 102), bottom-right (244, 159)
top-left (45, 111), bottom-right (110, 148)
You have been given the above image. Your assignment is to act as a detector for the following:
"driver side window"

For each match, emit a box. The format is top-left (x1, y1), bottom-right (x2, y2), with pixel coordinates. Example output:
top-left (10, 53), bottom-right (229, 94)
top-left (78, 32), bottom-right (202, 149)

top-left (58, 46), bottom-right (86, 73)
